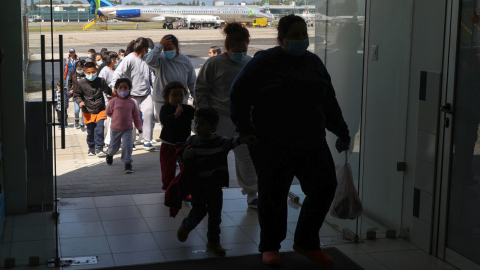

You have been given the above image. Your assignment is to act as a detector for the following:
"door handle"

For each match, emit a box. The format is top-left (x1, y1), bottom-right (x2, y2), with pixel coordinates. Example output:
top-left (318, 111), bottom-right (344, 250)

top-left (440, 103), bottom-right (453, 114)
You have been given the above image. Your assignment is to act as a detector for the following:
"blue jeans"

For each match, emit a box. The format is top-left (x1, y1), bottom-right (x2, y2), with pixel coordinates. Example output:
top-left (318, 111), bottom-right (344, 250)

top-left (74, 102), bottom-right (84, 125)
top-left (86, 119), bottom-right (105, 149)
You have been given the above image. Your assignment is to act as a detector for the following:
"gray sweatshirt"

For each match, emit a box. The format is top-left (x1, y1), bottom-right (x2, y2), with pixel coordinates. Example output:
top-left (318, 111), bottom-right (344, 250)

top-left (195, 53), bottom-right (252, 116)
top-left (110, 52), bottom-right (152, 96)
top-left (145, 44), bottom-right (196, 103)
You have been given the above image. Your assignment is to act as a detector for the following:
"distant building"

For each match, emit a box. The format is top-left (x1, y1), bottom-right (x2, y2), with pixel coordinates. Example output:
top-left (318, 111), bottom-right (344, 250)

top-left (213, 1), bottom-right (224, 6)
top-left (29, 4), bottom-right (97, 22)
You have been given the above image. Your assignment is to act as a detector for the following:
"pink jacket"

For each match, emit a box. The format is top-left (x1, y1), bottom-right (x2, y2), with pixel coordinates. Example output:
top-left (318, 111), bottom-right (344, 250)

top-left (105, 97), bottom-right (142, 131)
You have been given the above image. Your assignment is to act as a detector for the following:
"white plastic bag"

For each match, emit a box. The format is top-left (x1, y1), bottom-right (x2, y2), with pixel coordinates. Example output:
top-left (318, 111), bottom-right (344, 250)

top-left (329, 152), bottom-right (363, 220)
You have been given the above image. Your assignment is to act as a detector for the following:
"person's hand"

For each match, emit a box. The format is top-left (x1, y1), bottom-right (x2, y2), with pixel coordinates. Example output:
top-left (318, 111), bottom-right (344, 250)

top-left (341, 138), bottom-right (351, 151)
top-left (79, 102), bottom-right (85, 107)
top-left (174, 104), bottom-right (183, 117)
top-left (139, 130), bottom-right (143, 134)
top-left (242, 135), bottom-right (258, 145)
top-left (160, 36), bottom-right (172, 47)
top-left (69, 89), bottom-right (74, 95)
top-left (111, 89), bottom-right (117, 97)
top-left (182, 145), bottom-right (195, 160)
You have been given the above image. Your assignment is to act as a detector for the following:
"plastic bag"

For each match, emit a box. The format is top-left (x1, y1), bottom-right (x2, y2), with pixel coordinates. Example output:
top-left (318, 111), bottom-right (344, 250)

top-left (330, 152), bottom-right (363, 220)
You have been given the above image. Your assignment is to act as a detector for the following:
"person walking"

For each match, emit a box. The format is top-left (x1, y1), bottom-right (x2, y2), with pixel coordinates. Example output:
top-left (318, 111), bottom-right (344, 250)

top-left (110, 38), bottom-right (156, 151)
top-left (99, 52), bottom-right (119, 146)
top-left (145, 34), bottom-right (196, 126)
top-left (64, 48), bottom-right (80, 109)
top-left (195, 22), bottom-right (258, 209)
top-left (68, 61), bottom-right (86, 131)
top-left (230, 15), bottom-right (350, 267)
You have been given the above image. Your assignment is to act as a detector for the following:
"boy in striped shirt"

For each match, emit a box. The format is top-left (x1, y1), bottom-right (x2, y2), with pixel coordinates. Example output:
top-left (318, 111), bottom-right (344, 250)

top-left (176, 107), bottom-right (245, 256)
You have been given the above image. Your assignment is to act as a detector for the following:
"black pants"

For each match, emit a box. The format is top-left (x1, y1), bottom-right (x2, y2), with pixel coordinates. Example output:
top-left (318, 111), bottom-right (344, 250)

top-left (248, 140), bottom-right (338, 253)
top-left (56, 109), bottom-right (68, 126)
top-left (183, 185), bottom-right (223, 243)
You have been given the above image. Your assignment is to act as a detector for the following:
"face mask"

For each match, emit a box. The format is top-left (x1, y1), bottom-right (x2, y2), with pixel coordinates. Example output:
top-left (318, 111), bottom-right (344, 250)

top-left (164, 50), bottom-right (176, 60)
top-left (96, 61), bottom-right (104, 66)
top-left (118, 90), bottom-right (130, 98)
top-left (120, 56), bottom-right (124, 60)
top-left (86, 73), bottom-right (97, 81)
top-left (76, 69), bottom-right (84, 74)
top-left (114, 62), bottom-right (120, 69)
top-left (87, 55), bottom-right (92, 59)
top-left (286, 38), bottom-right (310, 56)
top-left (231, 52), bottom-right (247, 63)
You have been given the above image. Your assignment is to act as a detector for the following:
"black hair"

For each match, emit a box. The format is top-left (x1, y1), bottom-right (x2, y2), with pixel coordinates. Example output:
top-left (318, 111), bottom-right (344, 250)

top-left (162, 34), bottom-right (179, 52)
top-left (114, 78), bottom-right (132, 92)
top-left (93, 53), bottom-right (102, 63)
top-left (277, 14), bottom-right (306, 40)
top-left (88, 48), bottom-right (96, 53)
top-left (126, 37), bottom-right (149, 56)
top-left (84, 62), bottom-right (97, 70)
top-left (57, 80), bottom-right (61, 86)
top-left (75, 61), bottom-right (85, 68)
top-left (162, 81), bottom-right (187, 104)
top-left (223, 22), bottom-right (250, 50)
top-left (118, 49), bottom-right (126, 54)
top-left (195, 107), bottom-right (219, 126)
top-left (100, 48), bottom-right (108, 53)
top-left (145, 38), bottom-right (155, 49)
top-left (210, 46), bottom-right (221, 55)
top-left (104, 52), bottom-right (119, 66)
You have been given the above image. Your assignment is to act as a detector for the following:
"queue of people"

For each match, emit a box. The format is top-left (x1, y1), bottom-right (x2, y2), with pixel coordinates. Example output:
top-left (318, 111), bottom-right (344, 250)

top-left (61, 14), bottom-right (350, 267)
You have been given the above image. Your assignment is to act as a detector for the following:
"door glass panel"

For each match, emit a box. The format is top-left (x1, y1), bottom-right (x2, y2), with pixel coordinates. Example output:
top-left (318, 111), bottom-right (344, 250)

top-left (314, 0), bottom-right (365, 236)
top-left (446, 0), bottom-right (480, 265)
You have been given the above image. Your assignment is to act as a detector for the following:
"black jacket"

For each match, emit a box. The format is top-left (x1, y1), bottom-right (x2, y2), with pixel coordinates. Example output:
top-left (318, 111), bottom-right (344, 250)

top-left (160, 103), bottom-right (196, 144)
top-left (74, 77), bottom-right (112, 114)
top-left (68, 70), bottom-right (85, 92)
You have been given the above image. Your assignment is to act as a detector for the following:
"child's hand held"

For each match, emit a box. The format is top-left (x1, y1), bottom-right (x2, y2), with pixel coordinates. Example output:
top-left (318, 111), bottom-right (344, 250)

top-left (79, 102), bottom-right (85, 107)
top-left (181, 145), bottom-right (195, 160)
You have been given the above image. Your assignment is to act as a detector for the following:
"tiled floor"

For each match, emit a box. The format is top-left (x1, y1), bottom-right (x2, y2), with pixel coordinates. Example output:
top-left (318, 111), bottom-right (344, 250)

top-left (0, 187), bottom-right (458, 270)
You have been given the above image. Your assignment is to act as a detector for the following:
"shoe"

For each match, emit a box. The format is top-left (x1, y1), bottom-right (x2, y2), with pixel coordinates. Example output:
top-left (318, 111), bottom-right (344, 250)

top-left (124, 163), bottom-right (133, 174)
top-left (177, 218), bottom-right (190, 242)
top-left (58, 125), bottom-right (62, 130)
top-left (143, 142), bottom-right (157, 151)
top-left (248, 198), bottom-right (258, 209)
top-left (87, 148), bottom-right (95, 156)
top-left (95, 148), bottom-right (106, 157)
top-left (262, 251), bottom-right (281, 265)
top-left (151, 139), bottom-right (157, 143)
top-left (80, 125), bottom-right (85, 132)
top-left (185, 195), bottom-right (192, 202)
top-left (132, 144), bottom-right (137, 151)
top-left (207, 242), bottom-right (226, 256)
top-left (293, 244), bottom-right (334, 267)
top-left (75, 119), bottom-right (79, 128)
top-left (106, 154), bottom-right (113, 165)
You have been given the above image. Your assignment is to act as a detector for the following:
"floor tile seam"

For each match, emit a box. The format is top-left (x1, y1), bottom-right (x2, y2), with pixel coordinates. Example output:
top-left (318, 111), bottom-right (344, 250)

top-left (346, 252), bottom-right (394, 270)
top-left (363, 248), bottom-right (417, 255)
top-left (105, 231), bottom-right (161, 252)
top-left (237, 225), bottom-right (260, 243)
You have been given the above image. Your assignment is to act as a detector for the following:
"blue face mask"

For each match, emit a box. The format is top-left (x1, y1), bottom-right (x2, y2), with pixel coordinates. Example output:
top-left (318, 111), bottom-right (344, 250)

top-left (120, 56), bottom-right (124, 60)
top-left (287, 38), bottom-right (310, 56)
top-left (114, 62), bottom-right (120, 69)
top-left (85, 73), bottom-right (97, 81)
top-left (87, 54), bottom-right (92, 59)
top-left (231, 52), bottom-right (247, 63)
top-left (164, 50), bottom-right (176, 60)
top-left (96, 60), bottom-right (104, 66)
top-left (76, 69), bottom-right (84, 74)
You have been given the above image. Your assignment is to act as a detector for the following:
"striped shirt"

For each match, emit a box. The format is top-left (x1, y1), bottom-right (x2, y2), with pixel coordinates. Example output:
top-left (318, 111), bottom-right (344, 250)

top-left (179, 134), bottom-right (242, 188)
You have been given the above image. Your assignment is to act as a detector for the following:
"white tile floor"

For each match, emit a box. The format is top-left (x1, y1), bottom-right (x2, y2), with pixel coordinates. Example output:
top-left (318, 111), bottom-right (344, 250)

top-left (0, 188), bottom-right (459, 270)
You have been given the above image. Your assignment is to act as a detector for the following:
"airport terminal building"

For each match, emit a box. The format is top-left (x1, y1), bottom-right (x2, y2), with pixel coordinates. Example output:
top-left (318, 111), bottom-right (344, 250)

top-left (0, 0), bottom-right (479, 269)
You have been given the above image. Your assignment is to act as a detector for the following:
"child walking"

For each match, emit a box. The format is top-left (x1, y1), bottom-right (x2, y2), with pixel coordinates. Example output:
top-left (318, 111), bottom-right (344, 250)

top-left (74, 62), bottom-right (115, 157)
top-left (105, 78), bottom-right (142, 174)
top-left (175, 107), bottom-right (244, 256)
top-left (53, 81), bottom-right (71, 129)
top-left (159, 81), bottom-right (195, 190)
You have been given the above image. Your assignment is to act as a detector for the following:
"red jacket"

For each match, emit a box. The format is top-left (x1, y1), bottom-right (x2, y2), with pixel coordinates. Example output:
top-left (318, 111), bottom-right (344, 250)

top-left (164, 144), bottom-right (197, 217)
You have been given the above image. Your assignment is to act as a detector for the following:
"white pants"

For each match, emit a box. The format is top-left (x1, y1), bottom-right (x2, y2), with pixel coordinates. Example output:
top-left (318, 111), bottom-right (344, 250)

top-left (104, 117), bottom-right (112, 145)
top-left (131, 94), bottom-right (154, 142)
top-left (216, 114), bottom-right (258, 198)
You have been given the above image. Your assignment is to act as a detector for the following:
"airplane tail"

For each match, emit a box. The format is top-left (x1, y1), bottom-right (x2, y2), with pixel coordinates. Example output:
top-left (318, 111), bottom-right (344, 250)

top-left (87, 0), bottom-right (115, 15)
top-left (306, 8), bottom-right (309, 14)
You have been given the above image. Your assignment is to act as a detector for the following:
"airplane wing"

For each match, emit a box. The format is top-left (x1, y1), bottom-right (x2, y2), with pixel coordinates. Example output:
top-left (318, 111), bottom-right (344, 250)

top-left (150, 14), bottom-right (183, 23)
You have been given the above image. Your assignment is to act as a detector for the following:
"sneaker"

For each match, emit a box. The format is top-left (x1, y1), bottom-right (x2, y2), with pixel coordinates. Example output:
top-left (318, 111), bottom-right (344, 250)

top-left (75, 119), bottom-right (80, 128)
top-left (132, 144), bottom-right (137, 151)
top-left (185, 195), bottom-right (192, 202)
top-left (151, 139), bottom-right (158, 143)
top-left (177, 218), bottom-right (190, 242)
top-left (293, 244), bottom-right (334, 267)
top-left (106, 154), bottom-right (113, 165)
top-left (143, 142), bottom-right (157, 151)
top-left (87, 148), bottom-right (95, 156)
top-left (80, 125), bottom-right (86, 132)
top-left (95, 148), bottom-right (106, 157)
top-left (207, 242), bottom-right (226, 256)
top-left (58, 125), bottom-right (62, 130)
top-left (262, 251), bottom-right (281, 265)
top-left (248, 198), bottom-right (258, 209)
top-left (124, 163), bottom-right (133, 174)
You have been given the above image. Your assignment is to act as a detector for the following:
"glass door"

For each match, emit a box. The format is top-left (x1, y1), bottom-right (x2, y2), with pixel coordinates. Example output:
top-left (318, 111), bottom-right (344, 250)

top-left (439, 0), bottom-right (480, 268)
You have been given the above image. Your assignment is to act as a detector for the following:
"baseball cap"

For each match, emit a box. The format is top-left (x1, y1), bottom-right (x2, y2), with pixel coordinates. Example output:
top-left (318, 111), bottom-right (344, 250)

top-left (69, 48), bottom-right (75, 53)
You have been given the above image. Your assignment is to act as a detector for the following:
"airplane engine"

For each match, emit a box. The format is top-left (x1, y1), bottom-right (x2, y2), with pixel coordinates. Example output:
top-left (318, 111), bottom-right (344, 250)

top-left (115, 9), bottom-right (141, 18)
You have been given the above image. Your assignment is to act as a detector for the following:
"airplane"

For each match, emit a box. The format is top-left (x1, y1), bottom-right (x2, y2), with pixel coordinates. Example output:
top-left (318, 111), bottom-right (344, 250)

top-left (86, 0), bottom-right (275, 29)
